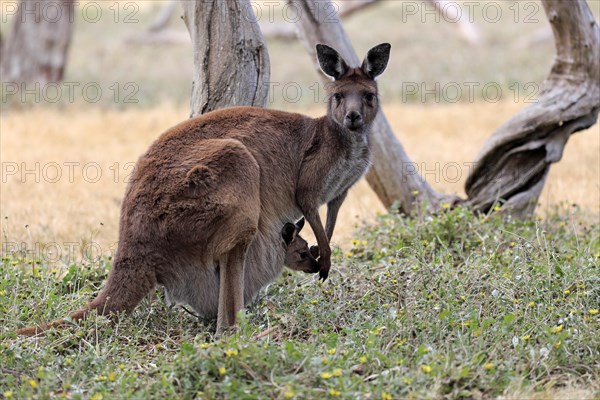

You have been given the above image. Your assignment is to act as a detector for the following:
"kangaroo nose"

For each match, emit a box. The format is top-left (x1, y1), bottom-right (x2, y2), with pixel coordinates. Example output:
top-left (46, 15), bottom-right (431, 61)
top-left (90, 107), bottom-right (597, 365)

top-left (346, 111), bottom-right (362, 123)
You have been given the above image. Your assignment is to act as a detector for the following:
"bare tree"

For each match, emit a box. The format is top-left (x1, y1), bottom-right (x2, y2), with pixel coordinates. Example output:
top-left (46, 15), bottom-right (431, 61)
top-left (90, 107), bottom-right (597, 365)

top-left (182, 0), bottom-right (598, 218)
top-left (1, 0), bottom-right (75, 85)
top-left (288, 0), bottom-right (598, 216)
top-left (465, 1), bottom-right (599, 216)
top-left (180, 0), bottom-right (270, 116)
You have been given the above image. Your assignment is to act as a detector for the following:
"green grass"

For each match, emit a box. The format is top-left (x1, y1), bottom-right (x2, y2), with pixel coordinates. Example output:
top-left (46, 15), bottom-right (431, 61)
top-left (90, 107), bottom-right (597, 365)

top-left (1, 206), bottom-right (599, 399)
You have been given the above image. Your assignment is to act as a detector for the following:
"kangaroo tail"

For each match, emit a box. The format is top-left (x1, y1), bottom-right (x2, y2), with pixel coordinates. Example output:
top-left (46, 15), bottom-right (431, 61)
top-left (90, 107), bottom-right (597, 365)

top-left (15, 308), bottom-right (91, 336)
top-left (16, 256), bottom-right (156, 337)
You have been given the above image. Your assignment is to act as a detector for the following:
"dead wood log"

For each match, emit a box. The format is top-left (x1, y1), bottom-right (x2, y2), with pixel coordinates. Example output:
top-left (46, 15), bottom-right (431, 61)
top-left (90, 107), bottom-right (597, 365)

top-left (465, 0), bottom-right (599, 216)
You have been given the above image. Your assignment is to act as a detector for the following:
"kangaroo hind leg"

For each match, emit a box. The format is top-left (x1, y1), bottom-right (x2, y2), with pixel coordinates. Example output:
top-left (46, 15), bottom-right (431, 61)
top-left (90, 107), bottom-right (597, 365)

top-left (216, 242), bottom-right (250, 333)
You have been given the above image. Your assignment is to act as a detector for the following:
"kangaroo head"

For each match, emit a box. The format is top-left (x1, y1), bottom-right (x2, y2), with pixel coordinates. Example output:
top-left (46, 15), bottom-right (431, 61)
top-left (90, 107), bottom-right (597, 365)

top-left (281, 218), bottom-right (320, 274)
top-left (317, 43), bottom-right (391, 132)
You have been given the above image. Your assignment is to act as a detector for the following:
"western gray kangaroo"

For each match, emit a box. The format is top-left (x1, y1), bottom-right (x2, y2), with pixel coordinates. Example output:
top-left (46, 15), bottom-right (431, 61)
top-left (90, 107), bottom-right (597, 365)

top-left (16, 220), bottom-right (317, 336)
top-left (17, 43), bottom-right (390, 334)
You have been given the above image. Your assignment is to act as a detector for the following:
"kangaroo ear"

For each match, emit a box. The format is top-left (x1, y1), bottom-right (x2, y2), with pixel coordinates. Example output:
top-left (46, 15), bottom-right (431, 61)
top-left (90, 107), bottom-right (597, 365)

top-left (316, 44), bottom-right (349, 80)
top-left (361, 43), bottom-right (391, 79)
top-left (281, 223), bottom-right (297, 245)
top-left (295, 217), bottom-right (305, 232)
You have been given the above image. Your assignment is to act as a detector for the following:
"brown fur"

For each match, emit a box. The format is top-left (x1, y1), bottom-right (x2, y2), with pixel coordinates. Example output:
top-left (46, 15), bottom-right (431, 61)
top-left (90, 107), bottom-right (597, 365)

top-left (15, 220), bottom-right (317, 336)
top-left (16, 43), bottom-right (391, 334)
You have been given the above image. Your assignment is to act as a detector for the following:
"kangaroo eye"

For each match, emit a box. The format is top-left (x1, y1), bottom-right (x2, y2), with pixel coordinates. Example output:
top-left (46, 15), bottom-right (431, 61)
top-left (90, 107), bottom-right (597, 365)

top-left (333, 93), bottom-right (343, 102)
top-left (364, 93), bottom-right (376, 102)
top-left (299, 252), bottom-right (308, 259)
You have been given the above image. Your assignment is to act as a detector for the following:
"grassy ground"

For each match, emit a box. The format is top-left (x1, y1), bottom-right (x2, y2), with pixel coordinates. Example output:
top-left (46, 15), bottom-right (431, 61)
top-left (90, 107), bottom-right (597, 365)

top-left (1, 206), bottom-right (599, 399)
top-left (1, 1), bottom-right (600, 398)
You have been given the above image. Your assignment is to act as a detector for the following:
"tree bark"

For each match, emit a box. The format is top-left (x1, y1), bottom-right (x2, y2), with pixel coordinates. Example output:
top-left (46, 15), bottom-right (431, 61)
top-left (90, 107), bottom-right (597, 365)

top-left (181, 0), bottom-right (270, 117)
top-left (465, 0), bottom-right (599, 216)
top-left (288, 0), bottom-right (456, 214)
top-left (1, 0), bottom-right (75, 85)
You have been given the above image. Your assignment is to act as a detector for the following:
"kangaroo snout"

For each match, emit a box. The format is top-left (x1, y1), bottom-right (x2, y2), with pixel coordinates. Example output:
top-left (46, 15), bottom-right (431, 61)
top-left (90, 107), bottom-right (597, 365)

top-left (345, 111), bottom-right (363, 130)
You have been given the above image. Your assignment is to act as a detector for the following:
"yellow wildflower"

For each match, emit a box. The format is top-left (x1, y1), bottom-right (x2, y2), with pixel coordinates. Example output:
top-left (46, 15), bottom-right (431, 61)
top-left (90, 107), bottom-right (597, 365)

top-left (283, 387), bottom-right (295, 399)
top-left (329, 389), bottom-right (341, 397)
top-left (218, 367), bottom-right (226, 375)
top-left (550, 325), bottom-right (563, 333)
top-left (225, 349), bottom-right (238, 357)
top-left (333, 368), bottom-right (342, 377)
top-left (589, 309), bottom-right (599, 315)
top-left (421, 365), bottom-right (432, 373)
top-left (372, 327), bottom-right (384, 335)
top-left (327, 348), bottom-right (336, 355)
top-left (28, 380), bottom-right (38, 389)
top-left (359, 356), bottom-right (367, 364)
top-left (483, 363), bottom-right (494, 370)
top-left (382, 393), bottom-right (393, 400)
top-left (320, 372), bottom-right (333, 379)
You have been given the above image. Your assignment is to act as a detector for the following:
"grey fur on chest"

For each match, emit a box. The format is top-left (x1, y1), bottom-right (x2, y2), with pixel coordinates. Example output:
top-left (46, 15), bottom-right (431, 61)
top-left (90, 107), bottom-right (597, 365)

top-left (320, 138), bottom-right (371, 204)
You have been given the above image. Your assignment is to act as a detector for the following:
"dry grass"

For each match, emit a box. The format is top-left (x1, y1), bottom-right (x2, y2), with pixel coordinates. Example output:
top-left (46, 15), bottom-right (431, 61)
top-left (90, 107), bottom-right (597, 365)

top-left (1, 101), bottom-right (598, 254)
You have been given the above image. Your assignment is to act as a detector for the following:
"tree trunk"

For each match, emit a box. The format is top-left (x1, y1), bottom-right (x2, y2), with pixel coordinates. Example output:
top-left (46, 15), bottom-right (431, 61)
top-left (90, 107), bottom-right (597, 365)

top-left (1, 0), bottom-right (75, 85)
top-left (181, 0), bottom-right (270, 117)
top-left (288, 0), bottom-right (457, 214)
top-left (465, 0), bottom-right (599, 216)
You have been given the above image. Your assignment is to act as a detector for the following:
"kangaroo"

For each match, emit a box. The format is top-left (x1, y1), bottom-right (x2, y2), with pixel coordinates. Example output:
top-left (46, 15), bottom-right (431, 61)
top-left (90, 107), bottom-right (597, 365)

top-left (17, 43), bottom-right (390, 334)
top-left (16, 220), bottom-right (317, 336)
